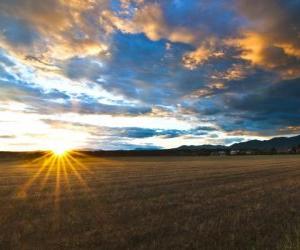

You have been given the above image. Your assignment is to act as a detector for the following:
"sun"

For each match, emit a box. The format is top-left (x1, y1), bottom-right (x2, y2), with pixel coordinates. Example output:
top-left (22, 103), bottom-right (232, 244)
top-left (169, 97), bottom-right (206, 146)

top-left (44, 131), bottom-right (83, 157)
top-left (50, 145), bottom-right (70, 157)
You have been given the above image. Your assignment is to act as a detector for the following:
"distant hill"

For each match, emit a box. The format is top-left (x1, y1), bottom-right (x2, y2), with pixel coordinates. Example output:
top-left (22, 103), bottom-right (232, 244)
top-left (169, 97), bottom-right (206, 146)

top-left (174, 135), bottom-right (300, 153)
top-left (230, 135), bottom-right (300, 151)
top-left (175, 145), bottom-right (227, 151)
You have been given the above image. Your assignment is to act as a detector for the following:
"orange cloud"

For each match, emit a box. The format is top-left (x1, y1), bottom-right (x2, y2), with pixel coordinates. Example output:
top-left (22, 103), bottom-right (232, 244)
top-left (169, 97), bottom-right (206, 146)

top-left (101, 3), bottom-right (196, 44)
top-left (231, 0), bottom-right (300, 78)
top-left (0, 0), bottom-right (109, 66)
top-left (182, 44), bottom-right (224, 70)
top-left (229, 32), bottom-right (266, 65)
top-left (211, 63), bottom-right (251, 81)
top-left (227, 30), bottom-right (300, 78)
top-left (182, 46), bottom-right (211, 70)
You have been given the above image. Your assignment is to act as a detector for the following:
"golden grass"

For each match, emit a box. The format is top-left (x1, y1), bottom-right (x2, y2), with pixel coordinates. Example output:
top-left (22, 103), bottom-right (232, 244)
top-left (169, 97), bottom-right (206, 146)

top-left (0, 154), bottom-right (300, 249)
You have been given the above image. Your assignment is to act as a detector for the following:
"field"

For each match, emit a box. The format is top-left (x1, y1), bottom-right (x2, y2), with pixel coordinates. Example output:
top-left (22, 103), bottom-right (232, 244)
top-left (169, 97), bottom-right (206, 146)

top-left (0, 154), bottom-right (300, 249)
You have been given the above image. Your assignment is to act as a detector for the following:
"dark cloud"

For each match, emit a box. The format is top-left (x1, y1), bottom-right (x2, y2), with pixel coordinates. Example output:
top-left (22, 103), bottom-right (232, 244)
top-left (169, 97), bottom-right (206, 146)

top-left (233, 0), bottom-right (300, 77)
top-left (96, 141), bottom-right (162, 151)
top-left (117, 126), bottom-right (215, 139)
top-left (195, 126), bottom-right (217, 132)
top-left (218, 78), bottom-right (300, 133)
top-left (118, 128), bottom-right (175, 138)
top-left (227, 79), bottom-right (300, 114)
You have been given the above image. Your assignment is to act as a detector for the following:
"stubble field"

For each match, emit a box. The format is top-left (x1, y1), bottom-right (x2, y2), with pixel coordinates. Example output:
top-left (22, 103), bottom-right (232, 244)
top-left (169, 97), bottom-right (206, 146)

top-left (0, 154), bottom-right (300, 249)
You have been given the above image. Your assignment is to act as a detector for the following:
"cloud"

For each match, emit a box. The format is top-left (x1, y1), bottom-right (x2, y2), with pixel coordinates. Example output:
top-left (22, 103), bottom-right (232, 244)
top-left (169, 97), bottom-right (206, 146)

top-left (219, 77), bottom-right (300, 133)
top-left (119, 126), bottom-right (216, 139)
top-left (0, 0), bottom-right (110, 68)
top-left (101, 2), bottom-right (232, 71)
top-left (117, 127), bottom-right (184, 139)
top-left (62, 56), bottom-right (104, 80)
top-left (41, 119), bottom-right (215, 141)
top-left (101, 3), bottom-right (196, 44)
top-left (0, 53), bottom-right (150, 116)
top-left (0, 15), bottom-right (39, 48)
top-left (182, 46), bottom-right (211, 70)
top-left (228, 0), bottom-right (300, 78)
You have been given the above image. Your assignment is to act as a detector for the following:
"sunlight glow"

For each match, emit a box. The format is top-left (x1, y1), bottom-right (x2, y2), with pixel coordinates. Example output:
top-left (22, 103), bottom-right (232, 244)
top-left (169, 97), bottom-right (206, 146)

top-left (51, 146), bottom-right (69, 157)
top-left (45, 130), bottom-right (84, 156)
top-left (17, 150), bottom-right (93, 208)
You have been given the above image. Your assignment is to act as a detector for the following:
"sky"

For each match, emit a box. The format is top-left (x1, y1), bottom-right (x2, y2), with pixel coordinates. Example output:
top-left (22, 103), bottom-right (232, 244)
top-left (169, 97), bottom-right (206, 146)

top-left (0, 0), bottom-right (300, 151)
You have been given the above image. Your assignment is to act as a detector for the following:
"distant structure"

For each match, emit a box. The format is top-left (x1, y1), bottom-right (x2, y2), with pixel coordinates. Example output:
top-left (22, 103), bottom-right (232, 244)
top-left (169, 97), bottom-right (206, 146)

top-left (210, 151), bottom-right (226, 156)
top-left (230, 150), bottom-right (239, 155)
top-left (288, 145), bottom-right (300, 154)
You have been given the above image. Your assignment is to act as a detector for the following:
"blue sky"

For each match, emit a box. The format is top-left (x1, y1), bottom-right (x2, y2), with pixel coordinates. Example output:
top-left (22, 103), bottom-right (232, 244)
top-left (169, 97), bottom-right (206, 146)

top-left (0, 0), bottom-right (300, 151)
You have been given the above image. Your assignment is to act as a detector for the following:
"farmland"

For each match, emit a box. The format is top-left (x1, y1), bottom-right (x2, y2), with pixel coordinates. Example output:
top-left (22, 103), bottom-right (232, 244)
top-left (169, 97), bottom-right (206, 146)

top-left (0, 154), bottom-right (300, 249)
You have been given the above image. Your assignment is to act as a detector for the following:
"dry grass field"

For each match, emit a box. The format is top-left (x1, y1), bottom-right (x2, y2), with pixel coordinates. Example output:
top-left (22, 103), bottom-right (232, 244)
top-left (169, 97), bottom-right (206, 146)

top-left (0, 154), bottom-right (300, 249)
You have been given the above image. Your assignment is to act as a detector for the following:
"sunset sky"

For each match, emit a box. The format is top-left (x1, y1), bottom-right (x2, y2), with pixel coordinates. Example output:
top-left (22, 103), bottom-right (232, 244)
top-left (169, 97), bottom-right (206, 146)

top-left (0, 0), bottom-right (300, 151)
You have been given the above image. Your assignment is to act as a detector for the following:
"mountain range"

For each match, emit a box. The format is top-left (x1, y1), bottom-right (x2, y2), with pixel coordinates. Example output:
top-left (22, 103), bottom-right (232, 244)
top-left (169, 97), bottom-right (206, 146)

top-left (177, 135), bottom-right (300, 152)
